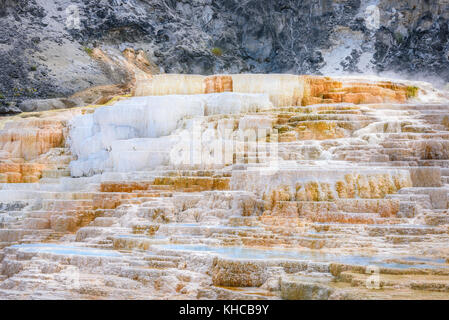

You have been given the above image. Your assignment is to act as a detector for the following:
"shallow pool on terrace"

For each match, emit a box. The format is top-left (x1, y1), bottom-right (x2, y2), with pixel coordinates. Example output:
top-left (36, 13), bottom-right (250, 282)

top-left (153, 244), bottom-right (448, 269)
top-left (10, 244), bottom-right (123, 257)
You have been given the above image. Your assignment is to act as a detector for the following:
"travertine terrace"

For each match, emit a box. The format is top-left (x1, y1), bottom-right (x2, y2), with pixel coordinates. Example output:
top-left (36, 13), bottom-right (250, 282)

top-left (1, 74), bottom-right (449, 300)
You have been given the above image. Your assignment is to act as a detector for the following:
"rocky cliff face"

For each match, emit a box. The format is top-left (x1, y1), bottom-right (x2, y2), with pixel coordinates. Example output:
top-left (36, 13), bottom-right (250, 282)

top-left (1, 74), bottom-right (449, 300)
top-left (1, 0), bottom-right (449, 114)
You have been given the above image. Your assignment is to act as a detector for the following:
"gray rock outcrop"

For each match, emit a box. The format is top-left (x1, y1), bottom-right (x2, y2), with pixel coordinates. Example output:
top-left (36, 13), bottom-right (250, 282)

top-left (1, 0), bottom-right (449, 114)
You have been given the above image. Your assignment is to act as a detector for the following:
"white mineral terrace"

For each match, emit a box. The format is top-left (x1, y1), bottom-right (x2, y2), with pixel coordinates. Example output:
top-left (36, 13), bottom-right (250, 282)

top-left (0, 74), bottom-right (449, 299)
